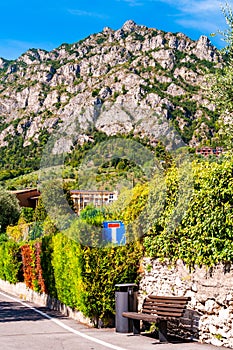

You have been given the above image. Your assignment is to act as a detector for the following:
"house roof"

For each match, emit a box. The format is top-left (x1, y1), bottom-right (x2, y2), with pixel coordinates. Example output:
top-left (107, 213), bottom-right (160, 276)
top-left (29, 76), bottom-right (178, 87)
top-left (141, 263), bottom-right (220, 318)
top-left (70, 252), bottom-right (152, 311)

top-left (70, 190), bottom-right (116, 194)
top-left (10, 188), bottom-right (40, 194)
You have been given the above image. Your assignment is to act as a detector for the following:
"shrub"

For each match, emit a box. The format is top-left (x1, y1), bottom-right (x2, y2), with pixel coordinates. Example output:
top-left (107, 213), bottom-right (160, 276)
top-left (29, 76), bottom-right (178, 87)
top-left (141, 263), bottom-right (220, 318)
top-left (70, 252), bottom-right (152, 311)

top-left (21, 242), bottom-right (46, 292)
top-left (6, 217), bottom-right (29, 242)
top-left (0, 240), bottom-right (22, 284)
top-left (50, 225), bottom-right (142, 326)
top-left (41, 235), bottom-right (57, 297)
top-left (144, 157), bottom-right (233, 267)
top-left (51, 233), bottom-right (83, 308)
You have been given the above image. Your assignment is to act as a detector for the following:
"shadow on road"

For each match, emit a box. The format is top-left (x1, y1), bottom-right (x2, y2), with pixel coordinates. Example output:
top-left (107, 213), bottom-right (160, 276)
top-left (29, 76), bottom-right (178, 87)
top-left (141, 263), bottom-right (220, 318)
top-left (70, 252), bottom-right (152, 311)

top-left (127, 332), bottom-right (195, 344)
top-left (0, 301), bottom-right (67, 323)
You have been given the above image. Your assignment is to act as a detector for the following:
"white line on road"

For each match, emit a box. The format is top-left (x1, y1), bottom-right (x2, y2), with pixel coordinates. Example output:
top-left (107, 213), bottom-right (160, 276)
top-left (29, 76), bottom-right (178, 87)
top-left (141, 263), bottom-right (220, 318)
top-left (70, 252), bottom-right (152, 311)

top-left (0, 291), bottom-right (127, 350)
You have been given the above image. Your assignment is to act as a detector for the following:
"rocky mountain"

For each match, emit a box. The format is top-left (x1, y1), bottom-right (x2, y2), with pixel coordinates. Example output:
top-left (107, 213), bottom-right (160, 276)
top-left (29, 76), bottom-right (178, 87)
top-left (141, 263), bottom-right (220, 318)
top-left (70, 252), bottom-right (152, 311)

top-left (0, 20), bottom-right (222, 158)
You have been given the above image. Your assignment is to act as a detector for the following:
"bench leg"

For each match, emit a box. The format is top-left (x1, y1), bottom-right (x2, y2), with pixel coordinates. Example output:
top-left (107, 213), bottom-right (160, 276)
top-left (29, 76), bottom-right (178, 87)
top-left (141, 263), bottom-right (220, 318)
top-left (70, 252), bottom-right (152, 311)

top-left (158, 320), bottom-right (168, 343)
top-left (132, 319), bottom-right (140, 335)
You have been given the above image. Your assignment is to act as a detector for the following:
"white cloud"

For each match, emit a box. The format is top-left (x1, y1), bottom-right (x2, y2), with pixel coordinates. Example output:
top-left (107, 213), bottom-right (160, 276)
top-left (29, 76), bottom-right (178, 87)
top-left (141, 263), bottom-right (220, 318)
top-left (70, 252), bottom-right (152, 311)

top-left (115, 0), bottom-right (144, 6)
top-left (174, 0), bottom-right (221, 15)
top-left (151, 0), bottom-right (222, 14)
top-left (68, 9), bottom-right (109, 19)
top-left (176, 18), bottom-right (219, 33)
top-left (150, 0), bottom-right (231, 35)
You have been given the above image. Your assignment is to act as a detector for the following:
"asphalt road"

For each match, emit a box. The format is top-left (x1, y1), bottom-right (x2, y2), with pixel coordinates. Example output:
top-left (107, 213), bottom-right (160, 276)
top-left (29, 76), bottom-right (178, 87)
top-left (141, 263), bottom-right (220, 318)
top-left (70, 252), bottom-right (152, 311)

top-left (0, 289), bottom-right (221, 350)
top-left (0, 290), bottom-right (122, 350)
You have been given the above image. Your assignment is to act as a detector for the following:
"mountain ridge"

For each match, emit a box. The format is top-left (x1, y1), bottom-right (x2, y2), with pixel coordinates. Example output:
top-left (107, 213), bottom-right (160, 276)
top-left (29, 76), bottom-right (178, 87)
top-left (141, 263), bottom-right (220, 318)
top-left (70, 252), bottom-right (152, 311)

top-left (0, 20), bottom-right (222, 164)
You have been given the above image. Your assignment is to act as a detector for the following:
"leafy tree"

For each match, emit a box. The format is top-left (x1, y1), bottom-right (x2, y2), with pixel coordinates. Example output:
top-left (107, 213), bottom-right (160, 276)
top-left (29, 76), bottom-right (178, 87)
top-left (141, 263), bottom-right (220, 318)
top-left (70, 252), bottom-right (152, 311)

top-left (78, 243), bottom-right (142, 327)
top-left (207, 3), bottom-right (233, 148)
top-left (0, 189), bottom-right (21, 232)
top-left (39, 177), bottom-right (73, 231)
top-left (79, 204), bottom-right (105, 226)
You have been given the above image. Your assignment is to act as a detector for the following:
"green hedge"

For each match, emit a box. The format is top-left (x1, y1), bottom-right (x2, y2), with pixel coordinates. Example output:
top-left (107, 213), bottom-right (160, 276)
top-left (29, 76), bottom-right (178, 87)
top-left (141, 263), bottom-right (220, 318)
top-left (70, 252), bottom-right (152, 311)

top-left (51, 232), bottom-right (142, 326)
top-left (0, 240), bottom-right (22, 284)
top-left (0, 232), bottom-right (142, 327)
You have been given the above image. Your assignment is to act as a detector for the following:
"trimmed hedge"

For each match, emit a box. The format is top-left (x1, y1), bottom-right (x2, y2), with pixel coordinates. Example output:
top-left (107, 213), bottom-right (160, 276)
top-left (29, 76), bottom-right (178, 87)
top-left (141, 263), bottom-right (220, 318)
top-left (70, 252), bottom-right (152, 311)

top-left (50, 233), bottom-right (142, 326)
top-left (0, 240), bottom-right (22, 284)
top-left (0, 234), bottom-right (142, 327)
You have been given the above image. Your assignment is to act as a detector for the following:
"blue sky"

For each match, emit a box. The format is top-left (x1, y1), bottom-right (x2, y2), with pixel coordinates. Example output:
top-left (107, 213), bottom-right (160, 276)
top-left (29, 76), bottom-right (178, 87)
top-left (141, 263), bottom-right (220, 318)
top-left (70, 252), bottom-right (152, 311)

top-left (0, 0), bottom-right (231, 60)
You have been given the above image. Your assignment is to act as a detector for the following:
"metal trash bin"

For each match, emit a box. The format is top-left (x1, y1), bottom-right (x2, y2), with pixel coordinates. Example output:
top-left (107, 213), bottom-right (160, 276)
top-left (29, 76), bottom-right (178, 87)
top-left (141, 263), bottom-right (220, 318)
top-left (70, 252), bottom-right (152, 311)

top-left (115, 283), bottom-right (138, 333)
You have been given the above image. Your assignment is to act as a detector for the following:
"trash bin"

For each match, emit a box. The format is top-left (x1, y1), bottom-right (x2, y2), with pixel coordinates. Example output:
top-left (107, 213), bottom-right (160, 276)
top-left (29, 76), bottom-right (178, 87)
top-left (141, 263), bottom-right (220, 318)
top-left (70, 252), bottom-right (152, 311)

top-left (115, 283), bottom-right (138, 333)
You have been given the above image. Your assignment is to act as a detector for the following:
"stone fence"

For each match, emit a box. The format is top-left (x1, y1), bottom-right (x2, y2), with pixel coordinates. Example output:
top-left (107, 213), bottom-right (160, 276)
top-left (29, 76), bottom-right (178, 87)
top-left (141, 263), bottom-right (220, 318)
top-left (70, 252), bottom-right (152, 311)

top-left (139, 258), bottom-right (233, 348)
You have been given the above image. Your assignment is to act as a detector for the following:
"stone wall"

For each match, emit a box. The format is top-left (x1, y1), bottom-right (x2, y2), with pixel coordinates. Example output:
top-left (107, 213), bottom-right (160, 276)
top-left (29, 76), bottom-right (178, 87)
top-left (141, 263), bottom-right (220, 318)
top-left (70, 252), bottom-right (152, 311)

top-left (139, 258), bottom-right (233, 348)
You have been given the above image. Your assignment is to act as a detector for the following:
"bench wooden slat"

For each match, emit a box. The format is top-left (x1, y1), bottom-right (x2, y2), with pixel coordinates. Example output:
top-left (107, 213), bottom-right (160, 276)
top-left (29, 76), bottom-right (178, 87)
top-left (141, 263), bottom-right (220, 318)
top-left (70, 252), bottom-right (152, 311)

top-left (142, 307), bottom-right (183, 314)
top-left (149, 295), bottom-right (190, 301)
top-left (122, 311), bottom-right (158, 322)
top-left (148, 311), bottom-right (183, 317)
top-left (149, 307), bottom-right (183, 314)
top-left (143, 303), bottom-right (185, 310)
top-left (122, 311), bottom-right (181, 322)
top-left (146, 298), bottom-right (188, 305)
top-left (142, 309), bottom-right (183, 317)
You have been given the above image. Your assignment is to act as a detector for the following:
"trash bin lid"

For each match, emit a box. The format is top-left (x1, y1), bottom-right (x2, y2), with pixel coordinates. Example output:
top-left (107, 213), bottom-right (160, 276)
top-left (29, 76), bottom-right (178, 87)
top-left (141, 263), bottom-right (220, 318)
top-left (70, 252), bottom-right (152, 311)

top-left (115, 283), bottom-right (138, 292)
top-left (115, 283), bottom-right (137, 287)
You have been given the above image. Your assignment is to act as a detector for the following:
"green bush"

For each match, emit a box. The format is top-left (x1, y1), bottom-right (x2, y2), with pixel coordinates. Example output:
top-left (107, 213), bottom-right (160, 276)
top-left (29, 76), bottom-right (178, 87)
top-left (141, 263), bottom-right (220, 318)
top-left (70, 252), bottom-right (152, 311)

top-left (41, 235), bottom-right (57, 297)
top-left (78, 243), bottom-right (142, 326)
top-left (20, 242), bottom-right (46, 293)
top-left (50, 224), bottom-right (142, 326)
top-left (51, 233), bottom-right (83, 309)
top-left (144, 157), bottom-right (233, 266)
top-left (21, 207), bottom-right (34, 223)
top-left (0, 240), bottom-right (22, 283)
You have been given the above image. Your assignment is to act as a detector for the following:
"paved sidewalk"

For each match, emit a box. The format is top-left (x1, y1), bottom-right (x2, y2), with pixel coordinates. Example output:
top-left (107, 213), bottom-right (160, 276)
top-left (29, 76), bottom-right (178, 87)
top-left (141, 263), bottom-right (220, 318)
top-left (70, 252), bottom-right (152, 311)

top-left (82, 326), bottom-right (222, 350)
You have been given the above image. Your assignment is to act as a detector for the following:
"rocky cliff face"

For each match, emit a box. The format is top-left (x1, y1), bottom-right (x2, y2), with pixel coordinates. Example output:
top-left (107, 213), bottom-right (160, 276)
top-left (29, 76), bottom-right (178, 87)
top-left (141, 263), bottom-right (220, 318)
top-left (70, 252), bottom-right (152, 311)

top-left (0, 20), bottom-right (221, 151)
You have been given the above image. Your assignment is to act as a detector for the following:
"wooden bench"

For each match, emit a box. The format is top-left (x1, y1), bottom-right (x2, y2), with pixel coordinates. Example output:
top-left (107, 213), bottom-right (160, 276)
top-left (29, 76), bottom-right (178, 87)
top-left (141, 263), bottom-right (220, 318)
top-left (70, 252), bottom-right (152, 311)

top-left (122, 295), bottom-right (191, 342)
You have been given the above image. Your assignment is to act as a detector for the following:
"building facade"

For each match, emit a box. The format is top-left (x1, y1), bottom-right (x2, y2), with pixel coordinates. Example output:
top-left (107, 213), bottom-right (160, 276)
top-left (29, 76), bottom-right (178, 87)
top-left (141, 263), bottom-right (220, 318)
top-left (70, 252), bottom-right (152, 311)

top-left (70, 190), bottom-right (118, 215)
top-left (195, 147), bottom-right (224, 157)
